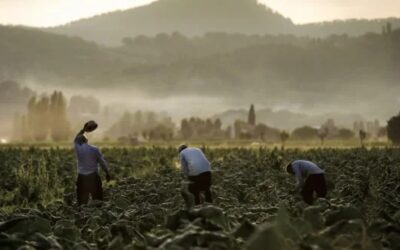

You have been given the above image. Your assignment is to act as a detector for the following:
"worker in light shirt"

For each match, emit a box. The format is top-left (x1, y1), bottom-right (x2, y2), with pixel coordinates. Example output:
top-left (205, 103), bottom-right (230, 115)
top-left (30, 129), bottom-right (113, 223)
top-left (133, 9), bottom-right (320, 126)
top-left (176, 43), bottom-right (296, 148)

top-left (286, 160), bottom-right (327, 205)
top-left (179, 144), bottom-right (212, 205)
top-left (74, 121), bottom-right (111, 205)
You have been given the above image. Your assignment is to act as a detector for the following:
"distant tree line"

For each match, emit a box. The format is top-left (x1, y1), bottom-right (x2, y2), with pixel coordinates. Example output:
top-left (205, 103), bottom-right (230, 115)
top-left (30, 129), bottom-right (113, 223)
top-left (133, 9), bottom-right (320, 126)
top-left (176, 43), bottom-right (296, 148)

top-left (91, 104), bottom-right (393, 144)
top-left (180, 117), bottom-right (230, 140)
top-left (9, 91), bottom-right (395, 144)
top-left (105, 111), bottom-right (175, 142)
top-left (233, 105), bottom-right (285, 142)
top-left (291, 126), bottom-right (355, 141)
top-left (13, 91), bottom-right (70, 142)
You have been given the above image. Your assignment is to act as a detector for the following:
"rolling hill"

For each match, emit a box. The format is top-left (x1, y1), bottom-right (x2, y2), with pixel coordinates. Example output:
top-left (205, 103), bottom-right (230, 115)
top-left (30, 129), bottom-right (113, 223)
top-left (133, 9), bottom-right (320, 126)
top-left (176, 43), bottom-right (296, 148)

top-left (49, 0), bottom-right (294, 46)
top-left (0, 25), bottom-right (131, 85)
top-left (1, 24), bottom-right (400, 121)
top-left (48, 0), bottom-right (400, 46)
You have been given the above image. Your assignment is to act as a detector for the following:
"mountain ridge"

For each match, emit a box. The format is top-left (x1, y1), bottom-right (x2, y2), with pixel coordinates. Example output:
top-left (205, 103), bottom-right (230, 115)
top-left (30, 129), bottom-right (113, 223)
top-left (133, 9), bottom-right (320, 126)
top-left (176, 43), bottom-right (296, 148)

top-left (48, 0), bottom-right (294, 45)
top-left (47, 0), bottom-right (400, 46)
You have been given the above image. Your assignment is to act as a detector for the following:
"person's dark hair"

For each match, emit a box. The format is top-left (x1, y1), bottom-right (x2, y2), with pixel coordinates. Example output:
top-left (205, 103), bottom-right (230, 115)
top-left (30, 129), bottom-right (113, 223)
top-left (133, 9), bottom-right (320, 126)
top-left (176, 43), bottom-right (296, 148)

top-left (76, 134), bottom-right (88, 145)
top-left (286, 163), bottom-right (293, 174)
top-left (178, 144), bottom-right (188, 153)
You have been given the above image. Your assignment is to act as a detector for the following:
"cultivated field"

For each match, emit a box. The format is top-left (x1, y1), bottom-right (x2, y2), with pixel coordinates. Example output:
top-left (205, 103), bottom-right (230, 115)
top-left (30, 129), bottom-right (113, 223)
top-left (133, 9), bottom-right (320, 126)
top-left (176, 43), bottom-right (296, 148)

top-left (1, 147), bottom-right (400, 249)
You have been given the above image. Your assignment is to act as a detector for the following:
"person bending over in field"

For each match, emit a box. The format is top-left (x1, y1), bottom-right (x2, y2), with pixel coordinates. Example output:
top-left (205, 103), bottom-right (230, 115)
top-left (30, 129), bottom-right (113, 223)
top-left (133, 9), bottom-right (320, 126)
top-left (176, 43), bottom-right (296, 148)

top-left (286, 160), bottom-right (327, 205)
top-left (179, 144), bottom-right (212, 205)
top-left (74, 121), bottom-right (111, 206)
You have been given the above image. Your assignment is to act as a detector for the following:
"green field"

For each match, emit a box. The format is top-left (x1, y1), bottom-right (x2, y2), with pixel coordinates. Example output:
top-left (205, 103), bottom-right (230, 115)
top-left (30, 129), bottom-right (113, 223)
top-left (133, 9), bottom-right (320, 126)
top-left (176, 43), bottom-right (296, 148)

top-left (1, 146), bottom-right (400, 249)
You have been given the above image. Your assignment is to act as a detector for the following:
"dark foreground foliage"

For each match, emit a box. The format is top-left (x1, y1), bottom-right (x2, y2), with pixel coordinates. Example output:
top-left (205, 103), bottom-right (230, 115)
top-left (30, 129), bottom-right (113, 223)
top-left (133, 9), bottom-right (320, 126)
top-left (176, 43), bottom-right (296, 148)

top-left (1, 147), bottom-right (400, 249)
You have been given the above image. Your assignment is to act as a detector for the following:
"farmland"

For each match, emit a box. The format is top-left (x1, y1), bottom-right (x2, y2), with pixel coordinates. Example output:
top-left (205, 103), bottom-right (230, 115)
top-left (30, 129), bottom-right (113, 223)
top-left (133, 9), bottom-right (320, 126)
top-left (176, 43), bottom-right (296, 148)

top-left (1, 146), bottom-right (400, 249)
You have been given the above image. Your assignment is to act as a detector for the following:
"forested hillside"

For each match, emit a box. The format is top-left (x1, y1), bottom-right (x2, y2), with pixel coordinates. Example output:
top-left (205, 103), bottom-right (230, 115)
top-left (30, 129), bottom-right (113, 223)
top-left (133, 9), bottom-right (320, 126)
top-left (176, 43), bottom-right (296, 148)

top-left (50, 0), bottom-right (293, 46)
top-left (49, 0), bottom-right (400, 46)
top-left (1, 24), bottom-right (400, 118)
top-left (0, 25), bottom-right (125, 83)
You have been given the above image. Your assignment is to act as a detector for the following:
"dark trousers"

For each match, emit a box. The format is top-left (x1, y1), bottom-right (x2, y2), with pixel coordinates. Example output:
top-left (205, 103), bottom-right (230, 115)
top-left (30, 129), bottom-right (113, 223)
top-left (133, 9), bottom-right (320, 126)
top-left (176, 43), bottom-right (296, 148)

top-left (188, 171), bottom-right (212, 205)
top-left (76, 172), bottom-right (103, 205)
top-left (302, 173), bottom-right (327, 205)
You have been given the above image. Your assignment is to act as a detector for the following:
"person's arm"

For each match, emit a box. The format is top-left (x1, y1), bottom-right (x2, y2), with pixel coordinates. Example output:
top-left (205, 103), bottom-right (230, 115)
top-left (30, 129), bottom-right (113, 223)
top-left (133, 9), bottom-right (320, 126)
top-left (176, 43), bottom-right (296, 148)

top-left (292, 163), bottom-right (304, 190)
top-left (74, 121), bottom-right (92, 144)
top-left (200, 150), bottom-right (211, 171)
top-left (180, 153), bottom-right (189, 178)
top-left (74, 129), bottom-right (85, 144)
top-left (97, 149), bottom-right (111, 181)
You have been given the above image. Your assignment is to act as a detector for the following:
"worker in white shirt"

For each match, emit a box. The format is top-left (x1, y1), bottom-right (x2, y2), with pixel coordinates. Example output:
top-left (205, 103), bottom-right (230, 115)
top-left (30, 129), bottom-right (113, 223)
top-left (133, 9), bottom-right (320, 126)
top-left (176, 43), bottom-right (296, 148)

top-left (178, 144), bottom-right (212, 205)
top-left (286, 160), bottom-right (327, 204)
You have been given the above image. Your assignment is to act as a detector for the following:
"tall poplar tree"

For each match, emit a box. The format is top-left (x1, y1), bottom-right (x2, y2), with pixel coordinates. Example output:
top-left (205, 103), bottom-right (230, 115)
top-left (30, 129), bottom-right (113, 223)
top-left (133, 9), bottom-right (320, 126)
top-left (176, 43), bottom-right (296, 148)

top-left (248, 104), bottom-right (256, 126)
top-left (50, 91), bottom-right (71, 141)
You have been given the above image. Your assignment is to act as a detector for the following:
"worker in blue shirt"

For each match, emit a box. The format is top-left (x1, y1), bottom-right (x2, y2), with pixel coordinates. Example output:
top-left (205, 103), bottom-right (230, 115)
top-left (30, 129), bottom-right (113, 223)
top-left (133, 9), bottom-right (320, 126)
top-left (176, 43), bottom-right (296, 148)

top-left (74, 121), bottom-right (111, 205)
top-left (179, 144), bottom-right (212, 205)
top-left (287, 160), bottom-right (327, 204)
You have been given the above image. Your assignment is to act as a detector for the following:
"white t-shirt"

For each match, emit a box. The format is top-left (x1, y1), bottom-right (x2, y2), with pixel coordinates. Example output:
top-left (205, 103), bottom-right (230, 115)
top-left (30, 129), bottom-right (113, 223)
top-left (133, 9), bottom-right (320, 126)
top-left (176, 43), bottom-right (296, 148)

top-left (179, 147), bottom-right (211, 176)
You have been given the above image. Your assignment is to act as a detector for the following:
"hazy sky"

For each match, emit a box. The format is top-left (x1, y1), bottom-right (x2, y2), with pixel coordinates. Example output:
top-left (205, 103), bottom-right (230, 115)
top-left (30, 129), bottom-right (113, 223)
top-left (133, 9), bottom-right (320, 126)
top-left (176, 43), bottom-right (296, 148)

top-left (0, 0), bottom-right (399, 27)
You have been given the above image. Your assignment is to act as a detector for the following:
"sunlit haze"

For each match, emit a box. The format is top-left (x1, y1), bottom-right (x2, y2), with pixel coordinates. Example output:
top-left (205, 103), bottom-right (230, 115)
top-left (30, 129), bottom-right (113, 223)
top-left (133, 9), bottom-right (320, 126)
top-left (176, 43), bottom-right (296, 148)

top-left (0, 0), bottom-right (399, 27)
